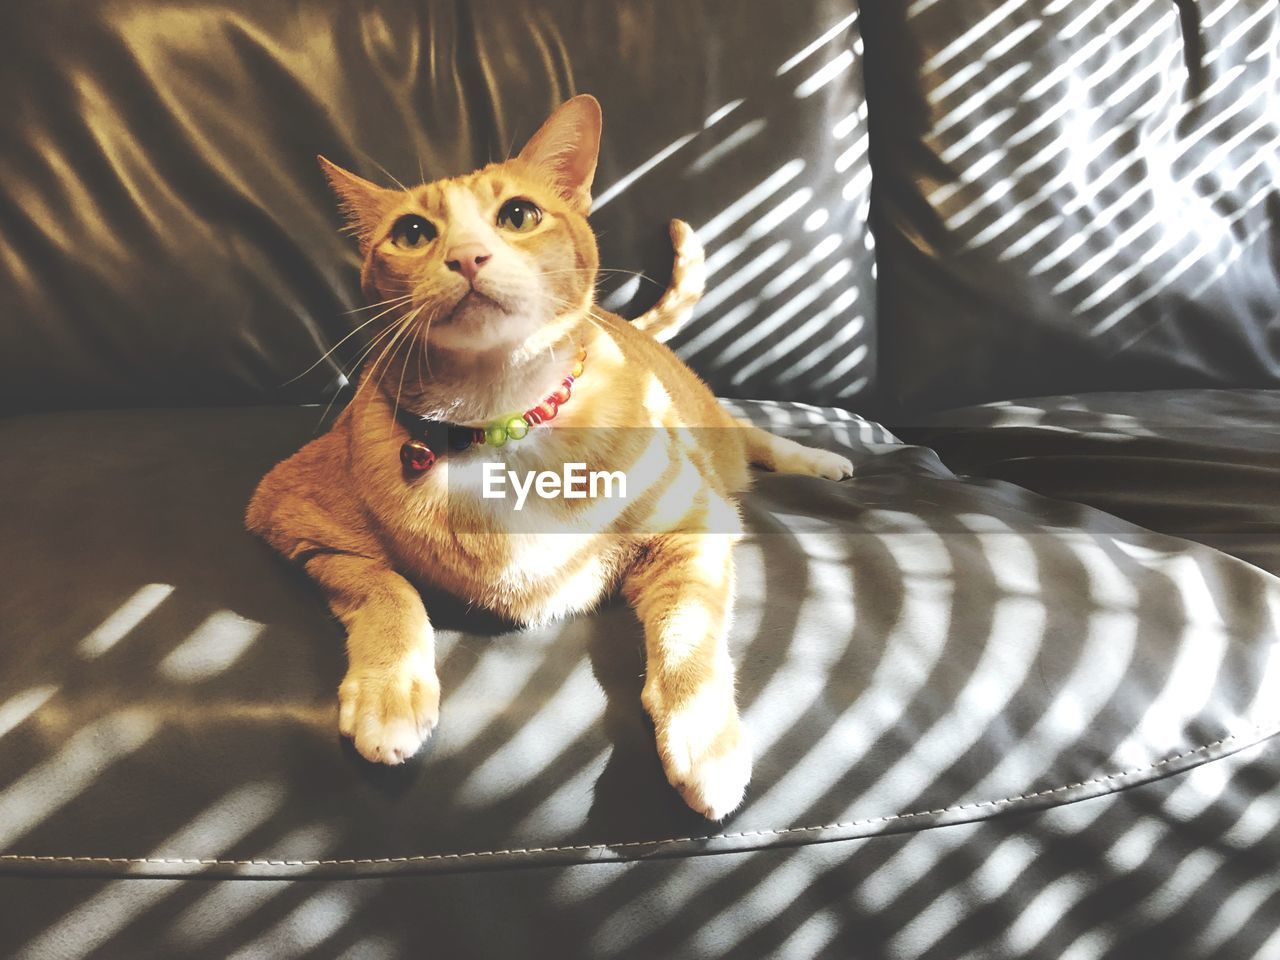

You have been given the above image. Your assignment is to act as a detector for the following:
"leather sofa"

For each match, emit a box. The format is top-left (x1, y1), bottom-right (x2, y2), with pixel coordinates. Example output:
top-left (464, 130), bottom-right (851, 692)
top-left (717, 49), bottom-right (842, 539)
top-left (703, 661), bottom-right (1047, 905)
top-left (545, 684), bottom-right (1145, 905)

top-left (2, 1), bottom-right (1278, 957)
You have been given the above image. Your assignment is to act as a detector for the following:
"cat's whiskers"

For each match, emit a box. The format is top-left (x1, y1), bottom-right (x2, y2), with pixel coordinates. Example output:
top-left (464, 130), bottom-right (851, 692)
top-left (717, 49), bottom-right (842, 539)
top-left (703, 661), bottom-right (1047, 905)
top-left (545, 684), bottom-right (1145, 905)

top-left (368, 311), bottom-right (420, 395)
top-left (414, 325), bottom-right (427, 396)
top-left (364, 156), bottom-right (408, 193)
top-left (393, 328), bottom-right (414, 425)
top-left (539, 267), bottom-right (663, 288)
top-left (357, 302), bottom-right (429, 414)
top-left (418, 302), bottom-right (446, 380)
top-left (541, 292), bottom-right (615, 338)
top-left (501, 126), bottom-right (520, 164)
top-left (342, 313), bottom-right (414, 417)
top-left (342, 290), bottom-right (415, 315)
top-left (285, 294), bottom-right (416, 386)
top-left (392, 302), bottom-right (440, 423)
top-left (313, 313), bottom-right (411, 431)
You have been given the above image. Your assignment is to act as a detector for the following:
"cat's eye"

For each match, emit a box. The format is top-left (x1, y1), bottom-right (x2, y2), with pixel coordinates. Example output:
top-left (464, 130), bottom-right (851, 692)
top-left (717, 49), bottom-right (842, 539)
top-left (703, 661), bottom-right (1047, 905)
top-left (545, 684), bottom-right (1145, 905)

top-left (389, 215), bottom-right (437, 249)
top-left (497, 198), bottom-right (543, 233)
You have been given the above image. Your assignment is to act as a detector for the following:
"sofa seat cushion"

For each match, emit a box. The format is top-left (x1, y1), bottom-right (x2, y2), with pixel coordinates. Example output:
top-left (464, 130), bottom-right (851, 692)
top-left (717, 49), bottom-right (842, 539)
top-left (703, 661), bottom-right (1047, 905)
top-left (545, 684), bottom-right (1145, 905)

top-left (903, 389), bottom-right (1280, 576)
top-left (1, 402), bottom-right (1278, 879)
top-left (4, 742), bottom-right (1279, 959)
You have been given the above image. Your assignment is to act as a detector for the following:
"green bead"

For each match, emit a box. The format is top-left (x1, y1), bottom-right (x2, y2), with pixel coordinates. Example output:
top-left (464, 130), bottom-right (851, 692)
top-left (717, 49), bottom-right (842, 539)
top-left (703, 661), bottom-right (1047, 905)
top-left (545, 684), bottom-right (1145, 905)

top-left (506, 416), bottom-right (529, 440)
top-left (485, 423), bottom-right (508, 446)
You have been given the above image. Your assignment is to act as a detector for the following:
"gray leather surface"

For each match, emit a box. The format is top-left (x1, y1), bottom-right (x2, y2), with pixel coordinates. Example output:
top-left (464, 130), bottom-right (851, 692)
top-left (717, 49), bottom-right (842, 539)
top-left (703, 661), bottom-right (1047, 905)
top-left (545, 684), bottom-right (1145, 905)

top-left (2, 403), bottom-right (1278, 882)
top-left (904, 389), bottom-right (1280, 577)
top-left (3, 735), bottom-right (1279, 958)
top-left (0, 0), bottom-right (874, 412)
top-left (860, 0), bottom-right (1280, 414)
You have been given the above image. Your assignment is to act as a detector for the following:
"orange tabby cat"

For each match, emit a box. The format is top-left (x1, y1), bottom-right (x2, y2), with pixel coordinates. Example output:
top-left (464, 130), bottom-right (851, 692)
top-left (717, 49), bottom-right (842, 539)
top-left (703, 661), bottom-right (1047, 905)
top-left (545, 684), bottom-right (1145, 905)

top-left (247, 95), bottom-right (852, 819)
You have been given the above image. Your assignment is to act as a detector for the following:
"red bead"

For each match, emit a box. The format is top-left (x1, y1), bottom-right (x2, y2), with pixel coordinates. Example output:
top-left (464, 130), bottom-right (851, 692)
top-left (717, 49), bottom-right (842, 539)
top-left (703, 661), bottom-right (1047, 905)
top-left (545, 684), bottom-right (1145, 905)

top-left (551, 384), bottom-right (571, 404)
top-left (400, 440), bottom-right (436, 474)
top-left (532, 399), bottom-right (559, 422)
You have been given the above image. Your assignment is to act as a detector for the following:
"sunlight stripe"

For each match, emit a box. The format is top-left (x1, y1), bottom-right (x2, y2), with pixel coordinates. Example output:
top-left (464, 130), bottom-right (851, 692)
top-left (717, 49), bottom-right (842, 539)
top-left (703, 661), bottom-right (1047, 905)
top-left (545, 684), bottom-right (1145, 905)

top-left (938, 108), bottom-right (1017, 165)
top-left (78, 583), bottom-right (174, 657)
top-left (719, 261), bottom-right (852, 368)
top-left (980, 65), bottom-right (1248, 251)
top-left (1202, 0), bottom-right (1250, 30)
top-left (0, 686), bottom-right (57, 740)
top-left (0, 710), bottom-right (159, 848)
top-left (733, 287), bottom-right (861, 383)
top-left (794, 49), bottom-right (855, 99)
top-left (928, 19), bottom-right (1041, 105)
top-left (776, 11), bottom-right (858, 76)
top-left (693, 239), bottom-right (790, 315)
top-left (1022, 0), bottom-right (1159, 101)
top-left (774, 319), bottom-right (866, 387)
top-left (1050, 97), bottom-right (1276, 294)
top-left (1029, 79), bottom-right (1273, 279)
top-left (687, 118), bottom-right (767, 174)
top-left (592, 132), bottom-right (698, 211)
top-left (807, 330), bottom-right (870, 392)
top-left (923, 0), bottom-right (1024, 73)
top-left (1204, 0), bottom-right (1278, 65)
top-left (932, 63), bottom-right (1032, 139)
top-left (695, 160), bottom-right (806, 244)
top-left (703, 186), bottom-right (813, 274)
top-left (1091, 186), bottom-right (1272, 335)
top-left (703, 98), bottom-right (744, 128)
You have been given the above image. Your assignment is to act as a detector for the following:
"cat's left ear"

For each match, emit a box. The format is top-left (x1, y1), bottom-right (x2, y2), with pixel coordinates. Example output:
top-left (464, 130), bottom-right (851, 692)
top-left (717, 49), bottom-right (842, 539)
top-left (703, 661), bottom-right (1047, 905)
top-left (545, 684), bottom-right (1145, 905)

top-left (517, 94), bottom-right (602, 213)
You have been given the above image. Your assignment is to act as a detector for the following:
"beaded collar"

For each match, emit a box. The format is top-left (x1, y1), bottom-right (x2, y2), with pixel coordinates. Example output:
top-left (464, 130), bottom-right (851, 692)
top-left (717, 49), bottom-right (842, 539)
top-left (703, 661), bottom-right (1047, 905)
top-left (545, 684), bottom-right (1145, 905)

top-left (396, 346), bottom-right (586, 477)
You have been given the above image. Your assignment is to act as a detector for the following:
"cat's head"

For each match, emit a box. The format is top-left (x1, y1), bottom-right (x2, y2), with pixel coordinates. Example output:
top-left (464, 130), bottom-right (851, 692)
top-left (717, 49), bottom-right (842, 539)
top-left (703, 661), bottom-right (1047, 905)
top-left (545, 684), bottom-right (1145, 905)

top-left (320, 95), bottom-right (602, 355)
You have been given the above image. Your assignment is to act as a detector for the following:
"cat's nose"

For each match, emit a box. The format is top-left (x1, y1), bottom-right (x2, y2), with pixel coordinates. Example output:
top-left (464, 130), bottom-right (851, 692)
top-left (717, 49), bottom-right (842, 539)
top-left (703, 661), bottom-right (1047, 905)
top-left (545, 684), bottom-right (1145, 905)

top-left (444, 244), bottom-right (492, 284)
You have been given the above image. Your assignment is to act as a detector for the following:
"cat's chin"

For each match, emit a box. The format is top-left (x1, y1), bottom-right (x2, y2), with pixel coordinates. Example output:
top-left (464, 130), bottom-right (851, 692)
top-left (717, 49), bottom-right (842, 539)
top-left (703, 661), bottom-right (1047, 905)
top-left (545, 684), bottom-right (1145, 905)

top-left (429, 293), bottom-right (535, 351)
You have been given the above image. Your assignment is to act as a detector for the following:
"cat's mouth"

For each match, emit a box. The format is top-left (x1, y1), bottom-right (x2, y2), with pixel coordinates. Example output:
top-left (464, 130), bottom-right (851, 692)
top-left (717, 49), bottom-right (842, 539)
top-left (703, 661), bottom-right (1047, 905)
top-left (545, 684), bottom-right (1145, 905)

top-left (423, 283), bottom-right (545, 351)
top-left (458, 288), bottom-right (503, 309)
top-left (432, 287), bottom-right (544, 353)
top-left (438, 288), bottom-right (508, 326)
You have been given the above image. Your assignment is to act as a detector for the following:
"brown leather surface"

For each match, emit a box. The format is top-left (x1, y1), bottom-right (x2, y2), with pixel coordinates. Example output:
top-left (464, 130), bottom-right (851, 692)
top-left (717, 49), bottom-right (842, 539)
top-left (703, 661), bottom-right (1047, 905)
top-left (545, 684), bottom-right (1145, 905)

top-left (903, 389), bottom-right (1280, 577)
top-left (0, 0), bottom-right (874, 413)
top-left (6, 740), bottom-right (1280, 959)
top-left (2, 404), bottom-right (1277, 881)
top-left (860, 1), bottom-right (1280, 414)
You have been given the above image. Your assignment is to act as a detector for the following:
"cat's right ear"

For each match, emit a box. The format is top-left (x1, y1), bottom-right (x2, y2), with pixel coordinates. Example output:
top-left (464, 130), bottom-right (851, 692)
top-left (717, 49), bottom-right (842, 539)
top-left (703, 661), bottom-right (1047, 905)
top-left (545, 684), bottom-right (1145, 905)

top-left (517, 95), bottom-right (602, 213)
top-left (317, 156), bottom-right (397, 249)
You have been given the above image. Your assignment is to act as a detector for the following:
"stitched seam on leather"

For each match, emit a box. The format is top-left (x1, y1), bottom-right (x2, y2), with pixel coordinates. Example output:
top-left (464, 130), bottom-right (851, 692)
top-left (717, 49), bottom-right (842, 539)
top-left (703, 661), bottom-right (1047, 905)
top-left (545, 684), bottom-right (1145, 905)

top-left (2, 726), bottom-right (1274, 867)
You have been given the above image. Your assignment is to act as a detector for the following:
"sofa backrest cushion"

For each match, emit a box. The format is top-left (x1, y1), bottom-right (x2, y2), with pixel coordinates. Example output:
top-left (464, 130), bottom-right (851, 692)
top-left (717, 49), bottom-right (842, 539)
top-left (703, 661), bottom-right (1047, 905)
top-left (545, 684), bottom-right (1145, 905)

top-left (0, 0), bottom-right (876, 412)
top-left (860, 0), bottom-right (1280, 416)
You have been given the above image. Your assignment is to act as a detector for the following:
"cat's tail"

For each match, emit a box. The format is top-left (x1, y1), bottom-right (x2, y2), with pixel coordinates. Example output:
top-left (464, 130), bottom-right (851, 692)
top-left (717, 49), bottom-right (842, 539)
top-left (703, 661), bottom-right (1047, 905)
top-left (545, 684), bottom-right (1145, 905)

top-left (632, 219), bottom-right (705, 343)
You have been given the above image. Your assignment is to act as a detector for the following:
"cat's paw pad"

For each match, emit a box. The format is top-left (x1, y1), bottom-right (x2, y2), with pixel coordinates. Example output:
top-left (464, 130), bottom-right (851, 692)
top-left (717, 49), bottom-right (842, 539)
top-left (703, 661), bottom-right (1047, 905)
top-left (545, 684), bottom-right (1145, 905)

top-left (779, 445), bottom-right (855, 481)
top-left (656, 712), bottom-right (752, 821)
top-left (338, 656), bottom-right (440, 765)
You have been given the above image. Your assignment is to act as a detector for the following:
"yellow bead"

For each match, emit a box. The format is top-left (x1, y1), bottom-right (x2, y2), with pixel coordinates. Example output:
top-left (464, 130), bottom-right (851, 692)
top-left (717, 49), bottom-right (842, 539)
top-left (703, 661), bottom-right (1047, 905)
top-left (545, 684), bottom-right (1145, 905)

top-left (572, 361), bottom-right (584, 378)
top-left (506, 416), bottom-right (529, 440)
top-left (485, 423), bottom-right (508, 446)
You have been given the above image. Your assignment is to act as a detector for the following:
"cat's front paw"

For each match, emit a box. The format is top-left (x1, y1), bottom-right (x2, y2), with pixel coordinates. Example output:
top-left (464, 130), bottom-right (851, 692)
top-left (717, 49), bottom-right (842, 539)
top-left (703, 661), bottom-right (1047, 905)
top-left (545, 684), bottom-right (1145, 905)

top-left (338, 654), bottom-right (440, 765)
top-left (780, 444), bottom-right (854, 481)
top-left (654, 706), bottom-right (752, 821)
